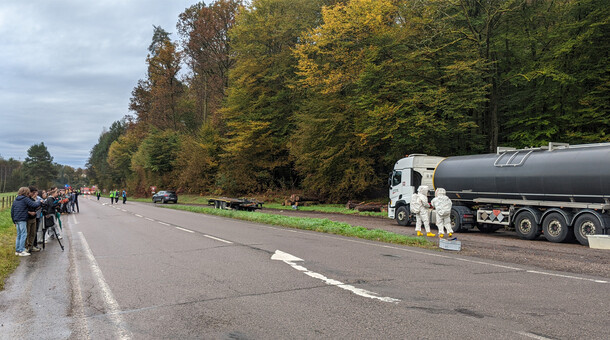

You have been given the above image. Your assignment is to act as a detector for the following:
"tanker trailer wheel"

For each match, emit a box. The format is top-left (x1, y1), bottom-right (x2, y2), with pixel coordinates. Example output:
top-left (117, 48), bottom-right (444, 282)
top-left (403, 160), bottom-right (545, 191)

top-left (514, 211), bottom-right (540, 240)
top-left (396, 206), bottom-right (411, 226)
top-left (542, 212), bottom-right (572, 243)
top-left (450, 209), bottom-right (463, 232)
top-left (573, 214), bottom-right (602, 246)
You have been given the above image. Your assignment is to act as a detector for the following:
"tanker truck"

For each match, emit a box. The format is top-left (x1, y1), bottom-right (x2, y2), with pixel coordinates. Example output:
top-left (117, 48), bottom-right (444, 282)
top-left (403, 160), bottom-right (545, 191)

top-left (388, 142), bottom-right (610, 245)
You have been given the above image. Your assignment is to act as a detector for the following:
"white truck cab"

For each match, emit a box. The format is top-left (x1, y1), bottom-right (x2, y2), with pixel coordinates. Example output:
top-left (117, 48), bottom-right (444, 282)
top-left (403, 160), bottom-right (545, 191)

top-left (388, 154), bottom-right (445, 225)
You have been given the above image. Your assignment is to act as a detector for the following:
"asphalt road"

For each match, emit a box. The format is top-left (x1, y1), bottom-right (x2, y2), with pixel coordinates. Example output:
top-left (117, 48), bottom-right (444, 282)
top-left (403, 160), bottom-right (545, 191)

top-left (0, 197), bottom-right (608, 339)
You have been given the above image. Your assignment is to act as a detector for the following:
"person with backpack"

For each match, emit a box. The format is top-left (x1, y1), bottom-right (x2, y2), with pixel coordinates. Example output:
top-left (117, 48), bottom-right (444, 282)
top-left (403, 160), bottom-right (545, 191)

top-left (109, 190), bottom-right (115, 204)
top-left (115, 190), bottom-right (119, 204)
top-left (122, 190), bottom-right (127, 204)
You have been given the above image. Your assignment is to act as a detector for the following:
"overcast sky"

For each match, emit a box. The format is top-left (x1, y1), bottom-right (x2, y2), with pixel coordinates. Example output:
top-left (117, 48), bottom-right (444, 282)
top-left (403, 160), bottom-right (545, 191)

top-left (0, 0), bottom-right (199, 168)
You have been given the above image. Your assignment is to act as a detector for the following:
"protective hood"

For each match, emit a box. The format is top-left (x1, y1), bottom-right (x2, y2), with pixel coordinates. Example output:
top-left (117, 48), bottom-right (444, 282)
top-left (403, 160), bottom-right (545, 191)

top-left (435, 188), bottom-right (446, 197)
top-left (418, 185), bottom-right (429, 195)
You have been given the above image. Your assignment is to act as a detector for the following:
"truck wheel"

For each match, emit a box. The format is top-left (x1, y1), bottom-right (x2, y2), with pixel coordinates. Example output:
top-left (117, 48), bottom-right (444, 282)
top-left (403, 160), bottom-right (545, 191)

top-left (542, 212), bottom-right (571, 243)
top-left (396, 206), bottom-right (411, 226)
top-left (450, 209), bottom-right (463, 232)
top-left (478, 224), bottom-right (501, 233)
top-left (514, 211), bottom-right (539, 240)
top-left (573, 214), bottom-right (602, 246)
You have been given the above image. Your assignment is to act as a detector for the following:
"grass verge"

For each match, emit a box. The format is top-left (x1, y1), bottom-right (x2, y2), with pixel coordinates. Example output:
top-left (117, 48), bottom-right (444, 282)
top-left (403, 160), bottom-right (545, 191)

top-left (0, 208), bottom-right (19, 291)
top-left (263, 203), bottom-right (387, 217)
top-left (131, 194), bottom-right (387, 218)
top-left (162, 204), bottom-right (433, 249)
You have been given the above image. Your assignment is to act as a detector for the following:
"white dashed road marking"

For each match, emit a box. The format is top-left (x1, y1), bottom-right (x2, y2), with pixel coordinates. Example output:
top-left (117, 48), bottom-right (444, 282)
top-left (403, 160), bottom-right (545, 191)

top-left (203, 235), bottom-right (233, 244)
top-left (175, 227), bottom-right (194, 233)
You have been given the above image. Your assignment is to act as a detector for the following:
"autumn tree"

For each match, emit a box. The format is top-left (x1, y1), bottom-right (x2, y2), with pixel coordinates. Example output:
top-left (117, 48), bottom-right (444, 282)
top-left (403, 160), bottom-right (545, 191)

top-left (87, 120), bottom-right (127, 190)
top-left (292, 0), bottom-right (486, 200)
top-left (218, 0), bottom-right (323, 194)
top-left (178, 0), bottom-right (242, 124)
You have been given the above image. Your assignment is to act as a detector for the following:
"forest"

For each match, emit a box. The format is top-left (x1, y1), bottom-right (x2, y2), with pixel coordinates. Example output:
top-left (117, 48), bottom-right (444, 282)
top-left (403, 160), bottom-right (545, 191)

top-left (86, 0), bottom-right (609, 202)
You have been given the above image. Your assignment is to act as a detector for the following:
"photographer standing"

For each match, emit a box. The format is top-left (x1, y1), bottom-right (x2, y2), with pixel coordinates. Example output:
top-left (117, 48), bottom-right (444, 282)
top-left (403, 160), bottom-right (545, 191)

top-left (44, 189), bottom-right (61, 242)
top-left (11, 187), bottom-right (42, 256)
top-left (25, 186), bottom-right (42, 253)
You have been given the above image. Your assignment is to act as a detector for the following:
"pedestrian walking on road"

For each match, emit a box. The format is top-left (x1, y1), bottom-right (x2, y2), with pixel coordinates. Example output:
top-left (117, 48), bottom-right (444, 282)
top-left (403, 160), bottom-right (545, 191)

top-left (115, 190), bottom-right (119, 203)
top-left (122, 190), bottom-right (127, 204)
top-left (109, 190), bottom-right (114, 204)
top-left (96, 189), bottom-right (101, 200)
top-left (73, 189), bottom-right (80, 213)
top-left (11, 187), bottom-right (42, 256)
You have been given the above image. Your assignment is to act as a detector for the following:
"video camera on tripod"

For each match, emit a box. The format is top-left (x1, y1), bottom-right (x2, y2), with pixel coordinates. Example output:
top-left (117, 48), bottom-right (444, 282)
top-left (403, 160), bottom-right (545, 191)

top-left (41, 198), bottom-right (64, 251)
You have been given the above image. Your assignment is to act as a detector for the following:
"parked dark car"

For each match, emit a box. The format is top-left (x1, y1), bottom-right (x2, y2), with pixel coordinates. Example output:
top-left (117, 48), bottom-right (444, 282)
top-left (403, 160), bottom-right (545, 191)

top-left (152, 190), bottom-right (178, 204)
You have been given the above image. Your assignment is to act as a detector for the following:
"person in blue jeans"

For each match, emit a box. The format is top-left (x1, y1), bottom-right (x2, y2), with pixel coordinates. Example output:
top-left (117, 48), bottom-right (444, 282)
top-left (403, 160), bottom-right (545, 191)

top-left (11, 187), bottom-right (42, 256)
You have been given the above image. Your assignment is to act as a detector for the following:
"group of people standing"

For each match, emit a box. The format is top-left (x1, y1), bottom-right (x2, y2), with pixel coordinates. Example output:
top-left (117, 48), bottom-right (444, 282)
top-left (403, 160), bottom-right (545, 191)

top-left (410, 185), bottom-right (454, 238)
top-left (107, 189), bottom-right (127, 204)
top-left (10, 186), bottom-right (70, 257)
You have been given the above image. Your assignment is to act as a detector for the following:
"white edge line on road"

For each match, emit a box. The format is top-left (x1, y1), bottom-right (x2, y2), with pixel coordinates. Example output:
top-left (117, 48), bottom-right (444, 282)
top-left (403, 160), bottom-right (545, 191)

top-left (78, 232), bottom-right (132, 340)
top-left (203, 235), bottom-right (233, 244)
top-left (158, 222), bottom-right (170, 226)
top-left (135, 214), bottom-right (143, 218)
top-left (145, 218), bottom-right (155, 221)
top-left (67, 219), bottom-right (90, 338)
top-left (175, 227), bottom-right (194, 233)
top-left (272, 250), bottom-right (399, 303)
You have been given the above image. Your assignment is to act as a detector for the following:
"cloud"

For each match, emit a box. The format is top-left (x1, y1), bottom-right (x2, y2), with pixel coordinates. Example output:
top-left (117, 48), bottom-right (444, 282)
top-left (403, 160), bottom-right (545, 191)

top-left (0, 0), bottom-right (197, 167)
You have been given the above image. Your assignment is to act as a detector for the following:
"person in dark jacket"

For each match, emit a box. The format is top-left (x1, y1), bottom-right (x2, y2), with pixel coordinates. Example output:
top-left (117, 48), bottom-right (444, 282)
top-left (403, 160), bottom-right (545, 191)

top-left (73, 189), bottom-right (80, 212)
top-left (25, 186), bottom-right (42, 253)
top-left (11, 187), bottom-right (42, 256)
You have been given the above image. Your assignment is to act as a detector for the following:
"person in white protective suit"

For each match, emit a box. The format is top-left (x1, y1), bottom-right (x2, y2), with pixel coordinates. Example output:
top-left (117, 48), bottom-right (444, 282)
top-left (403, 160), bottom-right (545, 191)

top-left (431, 188), bottom-right (453, 238)
top-left (410, 185), bottom-right (435, 237)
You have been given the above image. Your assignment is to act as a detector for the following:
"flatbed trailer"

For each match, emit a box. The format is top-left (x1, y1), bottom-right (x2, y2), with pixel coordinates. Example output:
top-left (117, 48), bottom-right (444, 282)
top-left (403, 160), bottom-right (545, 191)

top-left (208, 197), bottom-right (264, 212)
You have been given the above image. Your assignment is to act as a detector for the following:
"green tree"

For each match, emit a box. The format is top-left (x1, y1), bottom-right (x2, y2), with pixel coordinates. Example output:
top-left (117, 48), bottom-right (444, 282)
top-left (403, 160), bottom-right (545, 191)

top-left (499, 0), bottom-right (610, 146)
top-left (87, 120), bottom-right (127, 190)
top-left (22, 142), bottom-right (58, 189)
top-left (131, 130), bottom-right (181, 189)
top-left (218, 0), bottom-right (323, 194)
top-left (292, 0), bottom-right (486, 200)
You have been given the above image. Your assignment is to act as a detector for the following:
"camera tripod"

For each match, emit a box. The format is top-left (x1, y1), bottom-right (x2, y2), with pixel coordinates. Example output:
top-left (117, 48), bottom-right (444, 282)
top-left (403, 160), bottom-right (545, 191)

top-left (41, 215), bottom-right (64, 251)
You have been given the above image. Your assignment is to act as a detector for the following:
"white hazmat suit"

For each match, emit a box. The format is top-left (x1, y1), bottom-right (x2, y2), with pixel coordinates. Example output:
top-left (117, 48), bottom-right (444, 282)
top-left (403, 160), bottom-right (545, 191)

top-left (431, 188), bottom-right (453, 237)
top-left (411, 185), bottom-right (434, 236)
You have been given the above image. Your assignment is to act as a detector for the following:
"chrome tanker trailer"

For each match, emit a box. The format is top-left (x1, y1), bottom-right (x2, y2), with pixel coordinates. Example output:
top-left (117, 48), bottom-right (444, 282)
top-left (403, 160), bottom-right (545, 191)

top-left (388, 142), bottom-right (610, 245)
